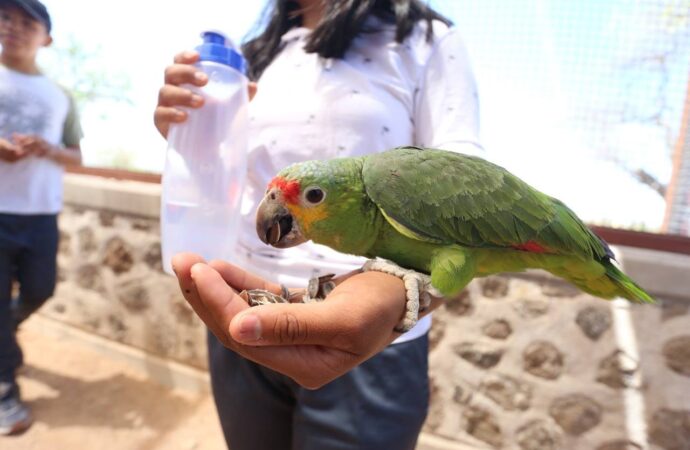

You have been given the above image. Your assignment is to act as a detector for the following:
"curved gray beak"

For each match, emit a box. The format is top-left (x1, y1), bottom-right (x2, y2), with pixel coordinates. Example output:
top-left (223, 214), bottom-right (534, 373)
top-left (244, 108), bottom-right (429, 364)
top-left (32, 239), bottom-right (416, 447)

top-left (255, 190), bottom-right (306, 248)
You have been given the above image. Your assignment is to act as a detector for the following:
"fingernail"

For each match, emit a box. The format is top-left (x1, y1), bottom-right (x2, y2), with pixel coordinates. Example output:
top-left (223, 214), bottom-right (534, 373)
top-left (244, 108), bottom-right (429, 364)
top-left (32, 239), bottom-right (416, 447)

top-left (194, 72), bottom-right (207, 82)
top-left (238, 314), bottom-right (262, 342)
top-left (190, 263), bottom-right (205, 278)
top-left (190, 94), bottom-right (204, 106)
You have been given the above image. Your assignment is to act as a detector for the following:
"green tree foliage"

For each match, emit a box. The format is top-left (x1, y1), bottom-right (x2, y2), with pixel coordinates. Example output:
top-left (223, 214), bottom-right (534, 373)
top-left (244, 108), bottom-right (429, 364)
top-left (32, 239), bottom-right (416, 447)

top-left (39, 34), bottom-right (132, 111)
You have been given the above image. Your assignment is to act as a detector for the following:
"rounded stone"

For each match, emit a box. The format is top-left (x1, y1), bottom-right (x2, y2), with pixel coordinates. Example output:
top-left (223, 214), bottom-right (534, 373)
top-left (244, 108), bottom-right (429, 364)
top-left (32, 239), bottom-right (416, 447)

top-left (453, 342), bottom-right (503, 369)
top-left (132, 219), bottom-right (152, 231)
top-left (107, 314), bottom-right (128, 340)
top-left (83, 316), bottom-right (101, 331)
top-left (144, 243), bottom-right (163, 272)
top-left (662, 336), bottom-right (690, 377)
top-left (523, 341), bottom-right (564, 380)
top-left (116, 283), bottom-right (150, 312)
top-left (596, 350), bottom-right (638, 389)
top-left (482, 319), bottom-right (513, 340)
top-left (540, 280), bottom-right (581, 297)
top-left (576, 305), bottom-right (612, 341)
top-left (649, 408), bottom-right (690, 450)
top-left (549, 394), bottom-right (602, 436)
top-left (145, 316), bottom-right (177, 356)
top-left (516, 419), bottom-right (562, 450)
top-left (171, 295), bottom-right (196, 325)
top-left (102, 237), bottom-right (134, 274)
top-left (428, 318), bottom-right (446, 352)
top-left (481, 276), bottom-right (509, 299)
top-left (463, 405), bottom-right (503, 447)
top-left (75, 264), bottom-right (105, 293)
top-left (480, 374), bottom-right (532, 411)
top-left (453, 383), bottom-right (473, 405)
top-left (56, 265), bottom-right (67, 283)
top-left (77, 226), bottom-right (97, 253)
top-left (99, 211), bottom-right (116, 227)
top-left (444, 289), bottom-right (473, 316)
top-left (58, 230), bottom-right (71, 256)
top-left (513, 299), bottom-right (549, 319)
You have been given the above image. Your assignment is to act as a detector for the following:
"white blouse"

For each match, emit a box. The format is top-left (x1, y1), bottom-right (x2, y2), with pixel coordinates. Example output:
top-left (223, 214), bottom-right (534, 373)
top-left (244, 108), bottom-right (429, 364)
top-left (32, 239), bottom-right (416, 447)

top-left (236, 18), bottom-right (482, 343)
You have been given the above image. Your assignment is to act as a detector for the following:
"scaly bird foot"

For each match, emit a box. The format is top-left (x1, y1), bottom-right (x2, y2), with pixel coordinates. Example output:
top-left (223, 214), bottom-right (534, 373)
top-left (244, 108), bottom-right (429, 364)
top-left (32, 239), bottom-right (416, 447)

top-left (362, 258), bottom-right (443, 333)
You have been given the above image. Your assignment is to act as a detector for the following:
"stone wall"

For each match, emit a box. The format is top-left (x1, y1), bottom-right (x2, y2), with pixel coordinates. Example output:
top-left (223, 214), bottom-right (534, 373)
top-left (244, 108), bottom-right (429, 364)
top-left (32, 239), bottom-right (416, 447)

top-left (424, 251), bottom-right (690, 449)
top-left (46, 174), bottom-right (690, 449)
top-left (45, 174), bottom-right (208, 369)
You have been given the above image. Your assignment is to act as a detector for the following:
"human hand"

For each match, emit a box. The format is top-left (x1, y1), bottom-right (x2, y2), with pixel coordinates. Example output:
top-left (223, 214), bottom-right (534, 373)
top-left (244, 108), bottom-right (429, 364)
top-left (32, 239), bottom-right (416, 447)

top-left (12, 133), bottom-right (54, 158)
top-left (0, 137), bottom-right (29, 162)
top-left (154, 51), bottom-right (257, 138)
top-left (172, 253), bottom-right (413, 389)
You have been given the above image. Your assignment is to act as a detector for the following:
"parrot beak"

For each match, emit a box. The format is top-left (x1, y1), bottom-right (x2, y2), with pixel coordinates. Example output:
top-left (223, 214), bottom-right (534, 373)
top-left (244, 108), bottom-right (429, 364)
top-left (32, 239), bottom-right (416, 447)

top-left (256, 190), bottom-right (306, 248)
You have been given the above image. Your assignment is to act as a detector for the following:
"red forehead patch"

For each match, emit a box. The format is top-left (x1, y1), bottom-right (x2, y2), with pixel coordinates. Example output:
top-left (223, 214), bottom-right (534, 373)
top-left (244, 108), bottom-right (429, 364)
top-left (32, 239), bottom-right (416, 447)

top-left (268, 176), bottom-right (301, 204)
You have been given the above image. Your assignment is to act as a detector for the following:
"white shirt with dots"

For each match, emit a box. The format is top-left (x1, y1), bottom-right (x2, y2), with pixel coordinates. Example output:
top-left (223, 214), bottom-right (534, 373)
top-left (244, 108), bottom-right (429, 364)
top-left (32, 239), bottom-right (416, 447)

top-left (236, 18), bottom-right (483, 343)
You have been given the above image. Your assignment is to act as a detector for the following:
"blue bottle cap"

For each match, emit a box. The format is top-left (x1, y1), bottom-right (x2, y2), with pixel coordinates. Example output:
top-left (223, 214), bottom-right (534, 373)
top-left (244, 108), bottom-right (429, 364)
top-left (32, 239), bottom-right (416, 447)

top-left (196, 31), bottom-right (247, 75)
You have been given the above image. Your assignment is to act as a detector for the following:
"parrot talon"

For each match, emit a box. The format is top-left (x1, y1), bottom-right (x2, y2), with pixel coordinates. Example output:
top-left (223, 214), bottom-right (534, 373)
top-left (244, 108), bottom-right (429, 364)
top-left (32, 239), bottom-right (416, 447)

top-left (304, 274), bottom-right (336, 303)
top-left (362, 259), bottom-right (442, 333)
top-left (281, 284), bottom-right (291, 300)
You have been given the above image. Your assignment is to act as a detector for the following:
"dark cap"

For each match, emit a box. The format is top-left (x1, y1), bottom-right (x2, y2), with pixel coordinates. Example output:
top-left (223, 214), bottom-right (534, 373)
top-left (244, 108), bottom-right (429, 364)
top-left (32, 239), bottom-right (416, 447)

top-left (0, 0), bottom-right (51, 33)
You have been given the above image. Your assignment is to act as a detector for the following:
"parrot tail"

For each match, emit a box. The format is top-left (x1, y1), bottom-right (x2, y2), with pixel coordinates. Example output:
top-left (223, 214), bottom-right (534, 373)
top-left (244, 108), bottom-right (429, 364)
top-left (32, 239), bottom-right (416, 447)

top-left (602, 258), bottom-right (655, 304)
top-left (551, 254), bottom-right (655, 304)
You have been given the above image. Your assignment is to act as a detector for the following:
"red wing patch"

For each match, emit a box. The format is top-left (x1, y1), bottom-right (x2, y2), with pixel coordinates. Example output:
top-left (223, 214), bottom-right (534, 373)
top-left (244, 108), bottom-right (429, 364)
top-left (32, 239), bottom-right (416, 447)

top-left (512, 241), bottom-right (549, 253)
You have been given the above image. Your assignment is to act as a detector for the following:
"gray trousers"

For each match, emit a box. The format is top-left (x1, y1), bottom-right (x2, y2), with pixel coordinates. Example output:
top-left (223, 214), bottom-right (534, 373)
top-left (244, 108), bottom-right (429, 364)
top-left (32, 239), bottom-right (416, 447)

top-left (208, 331), bottom-right (430, 450)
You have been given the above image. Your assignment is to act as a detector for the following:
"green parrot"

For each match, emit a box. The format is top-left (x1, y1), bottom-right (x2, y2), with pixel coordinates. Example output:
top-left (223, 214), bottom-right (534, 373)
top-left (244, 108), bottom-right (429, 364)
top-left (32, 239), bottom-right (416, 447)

top-left (255, 146), bottom-right (654, 328)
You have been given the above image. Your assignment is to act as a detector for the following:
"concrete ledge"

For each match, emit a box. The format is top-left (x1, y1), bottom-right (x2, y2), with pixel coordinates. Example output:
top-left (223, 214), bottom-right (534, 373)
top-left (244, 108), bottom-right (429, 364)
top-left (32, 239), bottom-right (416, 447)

top-left (27, 314), bottom-right (210, 394)
top-left (64, 173), bottom-right (162, 219)
top-left (614, 245), bottom-right (690, 300)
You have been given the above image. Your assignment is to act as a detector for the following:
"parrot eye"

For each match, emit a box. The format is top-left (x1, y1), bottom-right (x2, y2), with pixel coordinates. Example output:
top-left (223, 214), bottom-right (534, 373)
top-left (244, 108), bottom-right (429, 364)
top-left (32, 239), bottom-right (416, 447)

top-left (304, 187), bottom-right (325, 205)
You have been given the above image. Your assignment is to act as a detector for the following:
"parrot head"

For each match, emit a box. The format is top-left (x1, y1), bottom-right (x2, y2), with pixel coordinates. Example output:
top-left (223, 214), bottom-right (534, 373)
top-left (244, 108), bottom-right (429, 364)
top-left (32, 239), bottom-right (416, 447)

top-left (255, 157), bottom-right (377, 255)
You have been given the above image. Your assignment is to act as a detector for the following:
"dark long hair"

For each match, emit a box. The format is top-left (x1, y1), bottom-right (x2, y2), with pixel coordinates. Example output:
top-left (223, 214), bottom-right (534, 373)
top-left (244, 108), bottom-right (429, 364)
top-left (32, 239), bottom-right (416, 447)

top-left (241, 0), bottom-right (452, 80)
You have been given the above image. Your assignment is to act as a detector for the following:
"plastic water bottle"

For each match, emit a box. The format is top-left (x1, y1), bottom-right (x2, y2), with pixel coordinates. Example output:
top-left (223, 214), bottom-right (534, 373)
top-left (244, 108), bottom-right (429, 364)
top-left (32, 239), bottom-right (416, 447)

top-left (160, 31), bottom-right (249, 274)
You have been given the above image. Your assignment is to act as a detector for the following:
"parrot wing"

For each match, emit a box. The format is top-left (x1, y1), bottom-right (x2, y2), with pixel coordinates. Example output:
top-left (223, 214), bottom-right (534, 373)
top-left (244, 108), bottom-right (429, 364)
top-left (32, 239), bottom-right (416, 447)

top-left (362, 147), bottom-right (608, 259)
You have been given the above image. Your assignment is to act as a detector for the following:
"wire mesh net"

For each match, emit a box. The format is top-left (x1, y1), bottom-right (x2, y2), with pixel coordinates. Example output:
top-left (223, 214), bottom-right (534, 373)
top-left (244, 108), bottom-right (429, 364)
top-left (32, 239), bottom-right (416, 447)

top-left (435, 0), bottom-right (690, 235)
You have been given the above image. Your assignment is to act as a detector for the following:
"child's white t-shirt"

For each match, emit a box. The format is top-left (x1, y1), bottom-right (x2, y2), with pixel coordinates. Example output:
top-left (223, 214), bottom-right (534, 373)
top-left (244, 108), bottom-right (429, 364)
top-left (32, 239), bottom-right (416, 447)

top-left (236, 19), bottom-right (483, 343)
top-left (0, 65), bottom-right (81, 214)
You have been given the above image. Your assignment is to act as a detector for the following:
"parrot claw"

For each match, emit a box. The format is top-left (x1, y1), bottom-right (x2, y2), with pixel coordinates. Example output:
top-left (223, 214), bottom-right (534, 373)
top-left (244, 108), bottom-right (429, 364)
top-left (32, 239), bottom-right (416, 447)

top-left (304, 274), bottom-right (336, 303)
top-left (362, 259), bottom-right (442, 333)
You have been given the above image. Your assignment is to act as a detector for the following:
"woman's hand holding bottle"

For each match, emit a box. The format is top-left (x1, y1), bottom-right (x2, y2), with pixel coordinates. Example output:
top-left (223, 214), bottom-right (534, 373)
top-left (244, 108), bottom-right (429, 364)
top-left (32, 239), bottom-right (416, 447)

top-left (154, 50), bottom-right (257, 138)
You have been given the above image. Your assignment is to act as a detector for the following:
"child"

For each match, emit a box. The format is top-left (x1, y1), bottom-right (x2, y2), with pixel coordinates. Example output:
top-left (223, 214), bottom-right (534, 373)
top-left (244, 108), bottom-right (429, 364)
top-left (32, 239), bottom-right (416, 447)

top-left (0, 0), bottom-right (83, 435)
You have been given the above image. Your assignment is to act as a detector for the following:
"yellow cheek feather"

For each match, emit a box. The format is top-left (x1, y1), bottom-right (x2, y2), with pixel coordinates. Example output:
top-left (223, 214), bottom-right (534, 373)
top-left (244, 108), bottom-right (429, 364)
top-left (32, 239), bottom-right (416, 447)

top-left (286, 203), bottom-right (330, 234)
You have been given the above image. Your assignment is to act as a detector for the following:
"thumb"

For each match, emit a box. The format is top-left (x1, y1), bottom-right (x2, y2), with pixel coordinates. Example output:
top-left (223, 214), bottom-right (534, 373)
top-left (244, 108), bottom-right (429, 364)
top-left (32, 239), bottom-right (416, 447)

top-left (229, 301), bottom-right (355, 348)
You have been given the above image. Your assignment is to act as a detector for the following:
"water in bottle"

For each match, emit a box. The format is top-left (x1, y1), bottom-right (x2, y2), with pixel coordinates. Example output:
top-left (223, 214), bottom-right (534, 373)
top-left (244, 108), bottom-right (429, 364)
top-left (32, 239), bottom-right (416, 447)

top-left (160, 31), bottom-right (248, 274)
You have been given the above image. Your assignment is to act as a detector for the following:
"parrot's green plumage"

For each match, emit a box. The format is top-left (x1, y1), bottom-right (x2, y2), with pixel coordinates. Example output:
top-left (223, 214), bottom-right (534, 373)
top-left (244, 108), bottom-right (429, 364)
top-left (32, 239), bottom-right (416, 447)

top-left (255, 146), bottom-right (654, 304)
